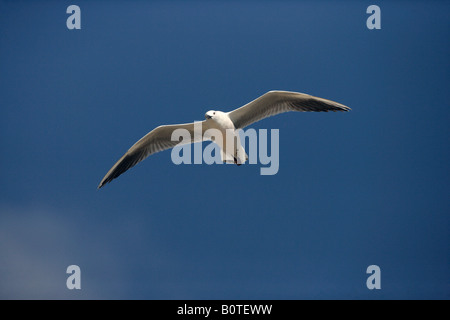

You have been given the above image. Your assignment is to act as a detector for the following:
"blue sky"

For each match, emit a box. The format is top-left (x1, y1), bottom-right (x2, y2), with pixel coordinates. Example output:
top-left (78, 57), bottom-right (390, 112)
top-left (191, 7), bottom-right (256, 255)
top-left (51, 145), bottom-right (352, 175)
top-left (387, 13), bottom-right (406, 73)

top-left (0, 1), bottom-right (449, 299)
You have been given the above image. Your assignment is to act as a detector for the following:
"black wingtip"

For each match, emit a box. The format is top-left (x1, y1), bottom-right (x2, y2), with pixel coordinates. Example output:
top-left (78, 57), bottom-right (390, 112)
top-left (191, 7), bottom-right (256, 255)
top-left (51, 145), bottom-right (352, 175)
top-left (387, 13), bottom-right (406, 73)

top-left (336, 104), bottom-right (351, 112)
top-left (97, 180), bottom-right (106, 190)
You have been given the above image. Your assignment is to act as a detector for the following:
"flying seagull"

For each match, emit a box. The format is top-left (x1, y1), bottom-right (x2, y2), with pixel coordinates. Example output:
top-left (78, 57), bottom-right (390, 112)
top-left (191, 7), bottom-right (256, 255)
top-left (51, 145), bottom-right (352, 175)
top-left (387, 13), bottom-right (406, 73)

top-left (98, 90), bottom-right (350, 188)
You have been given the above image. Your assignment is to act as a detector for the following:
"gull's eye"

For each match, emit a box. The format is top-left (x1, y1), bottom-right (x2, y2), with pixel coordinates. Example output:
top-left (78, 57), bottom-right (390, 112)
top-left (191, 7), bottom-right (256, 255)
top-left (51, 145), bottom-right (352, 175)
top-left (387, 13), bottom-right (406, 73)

top-left (213, 112), bottom-right (216, 115)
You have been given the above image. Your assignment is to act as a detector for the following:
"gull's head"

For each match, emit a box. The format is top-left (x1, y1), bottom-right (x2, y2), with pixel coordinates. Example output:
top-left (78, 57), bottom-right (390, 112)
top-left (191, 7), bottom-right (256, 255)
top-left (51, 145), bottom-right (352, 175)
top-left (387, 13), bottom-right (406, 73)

top-left (205, 110), bottom-right (216, 120)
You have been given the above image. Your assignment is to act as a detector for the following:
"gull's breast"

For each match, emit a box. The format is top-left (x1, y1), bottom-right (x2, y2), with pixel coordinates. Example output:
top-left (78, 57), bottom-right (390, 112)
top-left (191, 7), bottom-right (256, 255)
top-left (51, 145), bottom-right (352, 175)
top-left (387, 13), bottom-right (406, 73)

top-left (214, 112), bottom-right (236, 131)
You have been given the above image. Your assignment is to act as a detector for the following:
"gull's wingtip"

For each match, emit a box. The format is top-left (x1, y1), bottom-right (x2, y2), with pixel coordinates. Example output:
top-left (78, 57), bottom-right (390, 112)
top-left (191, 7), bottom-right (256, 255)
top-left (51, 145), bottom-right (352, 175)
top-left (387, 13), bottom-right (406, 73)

top-left (97, 180), bottom-right (106, 189)
top-left (325, 104), bottom-right (351, 113)
top-left (333, 102), bottom-right (351, 112)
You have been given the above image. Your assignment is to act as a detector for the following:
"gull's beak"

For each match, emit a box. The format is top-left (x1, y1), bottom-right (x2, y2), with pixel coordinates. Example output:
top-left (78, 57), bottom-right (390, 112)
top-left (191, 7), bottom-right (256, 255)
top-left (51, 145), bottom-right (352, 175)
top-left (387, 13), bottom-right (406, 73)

top-left (205, 114), bottom-right (212, 119)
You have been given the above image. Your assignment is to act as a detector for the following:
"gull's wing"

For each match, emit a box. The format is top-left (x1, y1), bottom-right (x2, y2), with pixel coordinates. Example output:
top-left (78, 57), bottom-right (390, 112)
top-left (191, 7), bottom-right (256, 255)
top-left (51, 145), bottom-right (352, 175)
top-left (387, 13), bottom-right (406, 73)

top-left (228, 91), bottom-right (350, 129)
top-left (98, 121), bottom-right (210, 188)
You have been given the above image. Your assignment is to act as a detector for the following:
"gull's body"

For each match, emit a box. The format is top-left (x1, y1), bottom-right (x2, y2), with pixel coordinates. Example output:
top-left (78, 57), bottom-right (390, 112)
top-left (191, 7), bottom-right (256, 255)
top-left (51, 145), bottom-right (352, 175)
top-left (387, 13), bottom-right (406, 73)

top-left (204, 110), bottom-right (248, 165)
top-left (98, 90), bottom-right (350, 188)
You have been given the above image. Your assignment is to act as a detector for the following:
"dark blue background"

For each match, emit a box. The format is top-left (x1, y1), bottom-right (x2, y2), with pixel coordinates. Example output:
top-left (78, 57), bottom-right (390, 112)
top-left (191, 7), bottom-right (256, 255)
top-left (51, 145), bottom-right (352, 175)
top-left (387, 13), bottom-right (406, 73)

top-left (0, 1), bottom-right (449, 299)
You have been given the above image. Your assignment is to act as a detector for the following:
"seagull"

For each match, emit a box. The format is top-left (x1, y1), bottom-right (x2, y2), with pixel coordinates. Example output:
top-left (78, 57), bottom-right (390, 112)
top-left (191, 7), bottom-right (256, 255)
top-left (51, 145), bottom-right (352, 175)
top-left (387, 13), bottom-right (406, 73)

top-left (98, 90), bottom-right (350, 188)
